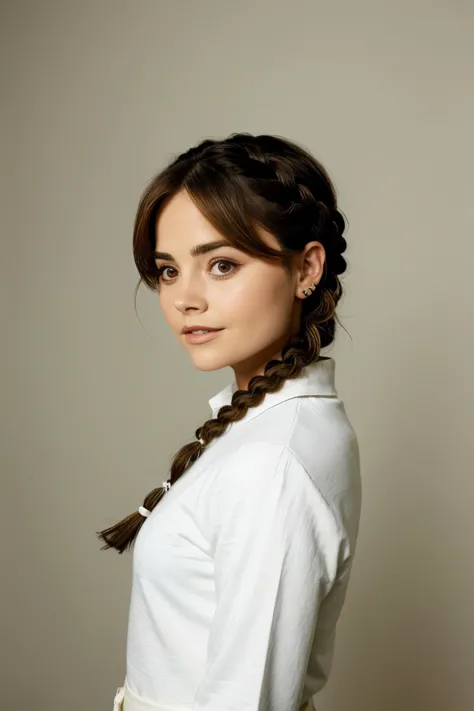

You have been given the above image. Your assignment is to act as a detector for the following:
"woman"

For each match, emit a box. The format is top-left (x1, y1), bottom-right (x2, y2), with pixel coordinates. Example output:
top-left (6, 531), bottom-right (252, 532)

top-left (98, 132), bottom-right (362, 711)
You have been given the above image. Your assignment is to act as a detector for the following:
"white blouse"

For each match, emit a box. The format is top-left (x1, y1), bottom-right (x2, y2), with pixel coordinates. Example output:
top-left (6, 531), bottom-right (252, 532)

top-left (124, 356), bottom-right (362, 711)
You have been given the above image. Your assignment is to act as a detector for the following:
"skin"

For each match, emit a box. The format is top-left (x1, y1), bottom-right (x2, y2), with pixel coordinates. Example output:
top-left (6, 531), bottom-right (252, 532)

top-left (154, 189), bottom-right (326, 391)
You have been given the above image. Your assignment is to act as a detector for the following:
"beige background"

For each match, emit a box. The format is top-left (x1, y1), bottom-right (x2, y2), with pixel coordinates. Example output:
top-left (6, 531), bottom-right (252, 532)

top-left (2, 1), bottom-right (473, 710)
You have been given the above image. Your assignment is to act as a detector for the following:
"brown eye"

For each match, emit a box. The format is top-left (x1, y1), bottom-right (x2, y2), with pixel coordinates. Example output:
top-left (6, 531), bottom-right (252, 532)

top-left (155, 258), bottom-right (239, 285)
top-left (155, 265), bottom-right (177, 282)
top-left (210, 259), bottom-right (238, 277)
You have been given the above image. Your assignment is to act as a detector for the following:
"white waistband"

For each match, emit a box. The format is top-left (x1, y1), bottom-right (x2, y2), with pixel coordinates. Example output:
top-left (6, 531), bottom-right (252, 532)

top-left (114, 678), bottom-right (316, 711)
top-left (113, 678), bottom-right (191, 711)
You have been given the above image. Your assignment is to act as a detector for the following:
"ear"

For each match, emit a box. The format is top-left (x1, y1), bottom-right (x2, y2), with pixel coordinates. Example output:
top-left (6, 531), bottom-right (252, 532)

top-left (295, 241), bottom-right (326, 294)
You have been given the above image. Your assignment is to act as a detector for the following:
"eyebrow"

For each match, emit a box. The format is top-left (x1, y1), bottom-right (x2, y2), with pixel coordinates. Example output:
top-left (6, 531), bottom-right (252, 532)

top-left (154, 240), bottom-right (232, 261)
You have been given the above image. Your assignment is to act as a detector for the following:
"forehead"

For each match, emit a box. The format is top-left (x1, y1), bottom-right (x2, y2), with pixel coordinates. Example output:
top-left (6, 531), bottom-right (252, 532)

top-left (154, 188), bottom-right (284, 256)
top-left (155, 190), bottom-right (219, 247)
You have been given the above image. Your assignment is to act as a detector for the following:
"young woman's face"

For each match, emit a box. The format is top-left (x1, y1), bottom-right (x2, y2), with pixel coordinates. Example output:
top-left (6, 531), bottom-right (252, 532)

top-left (154, 189), bottom-right (321, 390)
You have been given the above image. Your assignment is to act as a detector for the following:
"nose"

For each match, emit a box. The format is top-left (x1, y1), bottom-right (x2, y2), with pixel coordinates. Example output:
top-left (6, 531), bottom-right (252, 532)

top-left (175, 289), bottom-right (208, 315)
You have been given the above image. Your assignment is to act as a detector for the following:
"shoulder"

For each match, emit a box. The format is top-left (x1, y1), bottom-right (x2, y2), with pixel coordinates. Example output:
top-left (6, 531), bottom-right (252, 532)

top-left (207, 440), bottom-right (347, 574)
top-left (209, 436), bottom-right (357, 561)
top-left (214, 440), bottom-right (299, 488)
top-left (211, 440), bottom-right (341, 531)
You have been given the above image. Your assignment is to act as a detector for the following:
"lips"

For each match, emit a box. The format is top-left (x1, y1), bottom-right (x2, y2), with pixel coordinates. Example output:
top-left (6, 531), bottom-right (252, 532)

top-left (183, 329), bottom-right (224, 344)
top-left (182, 327), bottom-right (223, 334)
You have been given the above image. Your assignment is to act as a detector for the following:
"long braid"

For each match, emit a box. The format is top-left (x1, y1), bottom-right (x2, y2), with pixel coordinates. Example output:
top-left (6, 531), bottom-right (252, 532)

top-left (97, 133), bottom-right (348, 554)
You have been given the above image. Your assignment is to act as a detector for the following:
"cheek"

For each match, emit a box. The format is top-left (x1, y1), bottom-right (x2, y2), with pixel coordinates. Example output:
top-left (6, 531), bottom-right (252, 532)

top-left (232, 266), bottom-right (286, 304)
top-left (157, 292), bottom-right (178, 329)
top-left (226, 273), bottom-right (291, 324)
top-left (222, 280), bottom-right (257, 314)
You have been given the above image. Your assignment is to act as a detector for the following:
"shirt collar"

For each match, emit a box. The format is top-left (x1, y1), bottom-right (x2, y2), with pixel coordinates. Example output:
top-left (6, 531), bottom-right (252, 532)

top-left (208, 356), bottom-right (338, 425)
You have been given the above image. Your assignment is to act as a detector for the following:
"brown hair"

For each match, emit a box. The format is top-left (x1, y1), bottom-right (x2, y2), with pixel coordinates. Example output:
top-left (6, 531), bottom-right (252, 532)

top-left (97, 132), bottom-right (349, 554)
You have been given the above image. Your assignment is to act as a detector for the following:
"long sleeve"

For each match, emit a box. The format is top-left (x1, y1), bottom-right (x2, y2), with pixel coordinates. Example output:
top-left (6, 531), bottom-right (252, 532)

top-left (192, 441), bottom-right (345, 711)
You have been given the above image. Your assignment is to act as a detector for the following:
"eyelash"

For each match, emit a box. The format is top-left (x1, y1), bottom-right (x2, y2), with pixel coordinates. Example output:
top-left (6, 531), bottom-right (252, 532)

top-left (154, 258), bottom-right (240, 284)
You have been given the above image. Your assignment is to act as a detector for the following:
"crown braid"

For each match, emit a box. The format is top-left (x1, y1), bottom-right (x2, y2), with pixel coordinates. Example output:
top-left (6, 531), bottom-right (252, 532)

top-left (97, 133), bottom-right (348, 554)
top-left (216, 137), bottom-right (348, 281)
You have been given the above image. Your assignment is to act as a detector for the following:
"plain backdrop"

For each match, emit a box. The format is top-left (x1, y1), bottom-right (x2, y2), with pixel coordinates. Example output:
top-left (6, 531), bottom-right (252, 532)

top-left (1, 1), bottom-right (473, 710)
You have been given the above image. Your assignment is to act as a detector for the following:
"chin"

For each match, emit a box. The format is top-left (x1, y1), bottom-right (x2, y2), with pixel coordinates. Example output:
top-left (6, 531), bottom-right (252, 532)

top-left (186, 347), bottom-right (233, 371)
top-left (190, 358), bottom-right (227, 372)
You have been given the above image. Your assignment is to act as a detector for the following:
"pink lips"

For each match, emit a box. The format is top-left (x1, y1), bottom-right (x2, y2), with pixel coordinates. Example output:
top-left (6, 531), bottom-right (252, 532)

top-left (184, 329), bottom-right (224, 344)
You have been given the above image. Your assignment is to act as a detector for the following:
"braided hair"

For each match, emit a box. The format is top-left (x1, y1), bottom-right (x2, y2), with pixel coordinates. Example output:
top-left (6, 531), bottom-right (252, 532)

top-left (97, 132), bottom-right (349, 554)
